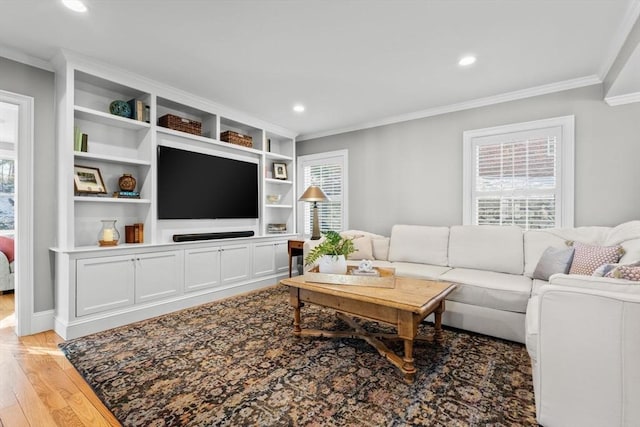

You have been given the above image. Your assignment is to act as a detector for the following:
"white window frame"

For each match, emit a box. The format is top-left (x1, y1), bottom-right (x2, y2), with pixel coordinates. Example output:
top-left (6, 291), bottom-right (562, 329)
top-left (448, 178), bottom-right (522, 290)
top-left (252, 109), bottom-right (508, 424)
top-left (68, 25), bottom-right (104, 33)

top-left (463, 115), bottom-right (574, 228)
top-left (297, 149), bottom-right (349, 235)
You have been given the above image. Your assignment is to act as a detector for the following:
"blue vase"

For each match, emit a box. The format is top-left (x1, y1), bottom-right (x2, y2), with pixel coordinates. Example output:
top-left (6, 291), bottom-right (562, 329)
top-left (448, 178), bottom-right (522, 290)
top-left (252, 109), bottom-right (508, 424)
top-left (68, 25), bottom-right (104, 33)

top-left (109, 100), bottom-right (132, 118)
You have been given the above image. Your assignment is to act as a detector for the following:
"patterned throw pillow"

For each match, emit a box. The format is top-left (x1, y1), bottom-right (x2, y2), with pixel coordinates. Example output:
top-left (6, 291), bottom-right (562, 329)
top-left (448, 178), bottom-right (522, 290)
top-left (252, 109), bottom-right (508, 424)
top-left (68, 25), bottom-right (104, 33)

top-left (605, 265), bottom-right (640, 281)
top-left (568, 241), bottom-right (625, 276)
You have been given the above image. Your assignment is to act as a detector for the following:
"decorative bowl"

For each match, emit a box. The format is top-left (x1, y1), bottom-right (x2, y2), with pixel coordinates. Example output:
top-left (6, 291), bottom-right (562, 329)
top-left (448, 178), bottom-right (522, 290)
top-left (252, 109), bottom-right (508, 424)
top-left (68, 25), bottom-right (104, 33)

top-left (266, 194), bottom-right (281, 204)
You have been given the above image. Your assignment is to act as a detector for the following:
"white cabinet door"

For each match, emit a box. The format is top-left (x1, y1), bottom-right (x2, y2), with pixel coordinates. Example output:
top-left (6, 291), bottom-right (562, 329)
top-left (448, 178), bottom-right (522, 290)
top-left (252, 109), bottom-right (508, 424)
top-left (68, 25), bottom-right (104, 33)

top-left (76, 255), bottom-right (135, 317)
top-left (274, 241), bottom-right (289, 274)
top-left (221, 244), bottom-right (250, 285)
top-left (184, 247), bottom-right (221, 292)
top-left (135, 250), bottom-right (184, 304)
top-left (253, 242), bottom-right (276, 277)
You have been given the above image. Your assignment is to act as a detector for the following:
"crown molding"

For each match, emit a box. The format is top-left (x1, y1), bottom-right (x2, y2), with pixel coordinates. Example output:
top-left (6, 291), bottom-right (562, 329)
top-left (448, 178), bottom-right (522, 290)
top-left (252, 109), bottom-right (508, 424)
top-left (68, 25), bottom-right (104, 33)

top-left (599, 0), bottom-right (640, 79)
top-left (297, 75), bottom-right (601, 141)
top-left (605, 91), bottom-right (640, 106)
top-left (0, 44), bottom-right (54, 72)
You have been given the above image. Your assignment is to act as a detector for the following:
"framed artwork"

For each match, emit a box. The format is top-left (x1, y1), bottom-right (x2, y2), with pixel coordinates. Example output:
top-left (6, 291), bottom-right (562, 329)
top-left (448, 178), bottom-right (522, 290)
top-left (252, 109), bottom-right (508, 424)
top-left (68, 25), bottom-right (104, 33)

top-left (273, 163), bottom-right (288, 180)
top-left (74, 165), bottom-right (107, 194)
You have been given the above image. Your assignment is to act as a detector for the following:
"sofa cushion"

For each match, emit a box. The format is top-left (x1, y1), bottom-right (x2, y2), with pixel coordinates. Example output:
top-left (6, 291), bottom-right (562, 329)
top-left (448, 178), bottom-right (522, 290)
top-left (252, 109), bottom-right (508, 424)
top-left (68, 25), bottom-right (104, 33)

top-left (440, 267), bottom-right (532, 313)
top-left (605, 221), bottom-right (640, 264)
top-left (532, 246), bottom-right (575, 281)
top-left (524, 231), bottom-right (568, 277)
top-left (390, 262), bottom-right (451, 280)
top-left (388, 225), bottom-right (449, 266)
top-left (448, 225), bottom-right (524, 275)
top-left (568, 242), bottom-right (624, 275)
top-left (371, 237), bottom-right (390, 261)
top-left (346, 235), bottom-right (374, 260)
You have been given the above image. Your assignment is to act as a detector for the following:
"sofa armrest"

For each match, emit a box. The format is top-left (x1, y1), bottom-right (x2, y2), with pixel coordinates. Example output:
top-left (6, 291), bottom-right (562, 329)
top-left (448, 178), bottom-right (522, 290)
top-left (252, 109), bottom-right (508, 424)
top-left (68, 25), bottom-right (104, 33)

top-left (532, 284), bottom-right (640, 426)
top-left (548, 273), bottom-right (639, 295)
top-left (0, 251), bottom-right (10, 291)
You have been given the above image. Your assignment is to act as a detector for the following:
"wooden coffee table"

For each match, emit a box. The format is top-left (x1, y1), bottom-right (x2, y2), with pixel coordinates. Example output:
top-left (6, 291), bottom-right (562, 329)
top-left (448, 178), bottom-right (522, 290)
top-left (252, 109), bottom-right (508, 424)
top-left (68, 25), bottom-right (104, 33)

top-left (280, 275), bottom-right (456, 383)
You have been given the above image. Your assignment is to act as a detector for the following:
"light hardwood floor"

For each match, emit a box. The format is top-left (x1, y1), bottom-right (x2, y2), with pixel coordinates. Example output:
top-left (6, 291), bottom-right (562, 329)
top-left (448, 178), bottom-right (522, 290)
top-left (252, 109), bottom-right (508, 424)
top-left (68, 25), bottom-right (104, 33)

top-left (0, 293), bottom-right (120, 426)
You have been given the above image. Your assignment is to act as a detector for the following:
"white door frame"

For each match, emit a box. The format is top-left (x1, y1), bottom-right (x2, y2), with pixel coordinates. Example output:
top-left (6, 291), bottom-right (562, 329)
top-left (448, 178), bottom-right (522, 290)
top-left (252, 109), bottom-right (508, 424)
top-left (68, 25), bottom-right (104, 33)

top-left (1, 90), bottom-right (35, 336)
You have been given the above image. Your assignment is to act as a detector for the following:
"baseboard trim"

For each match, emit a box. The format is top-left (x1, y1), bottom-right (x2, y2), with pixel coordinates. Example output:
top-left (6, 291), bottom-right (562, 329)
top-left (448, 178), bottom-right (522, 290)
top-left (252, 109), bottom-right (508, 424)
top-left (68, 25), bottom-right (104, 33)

top-left (31, 309), bottom-right (55, 335)
top-left (54, 275), bottom-right (287, 340)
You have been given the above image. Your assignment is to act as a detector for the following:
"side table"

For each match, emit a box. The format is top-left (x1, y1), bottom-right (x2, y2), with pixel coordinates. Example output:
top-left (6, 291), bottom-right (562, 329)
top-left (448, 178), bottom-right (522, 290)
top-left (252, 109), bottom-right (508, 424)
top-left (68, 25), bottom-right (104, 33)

top-left (288, 239), bottom-right (304, 277)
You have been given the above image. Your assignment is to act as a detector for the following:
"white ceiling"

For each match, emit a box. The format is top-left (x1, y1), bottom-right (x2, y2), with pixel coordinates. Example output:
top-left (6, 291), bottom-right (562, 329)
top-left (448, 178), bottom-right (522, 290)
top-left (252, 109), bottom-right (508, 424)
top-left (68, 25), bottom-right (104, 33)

top-left (1, 0), bottom-right (639, 139)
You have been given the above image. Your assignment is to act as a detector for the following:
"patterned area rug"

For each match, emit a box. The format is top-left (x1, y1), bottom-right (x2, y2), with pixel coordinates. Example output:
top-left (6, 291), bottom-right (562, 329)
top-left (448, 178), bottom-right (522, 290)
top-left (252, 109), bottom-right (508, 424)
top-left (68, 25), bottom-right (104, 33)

top-left (59, 286), bottom-right (537, 426)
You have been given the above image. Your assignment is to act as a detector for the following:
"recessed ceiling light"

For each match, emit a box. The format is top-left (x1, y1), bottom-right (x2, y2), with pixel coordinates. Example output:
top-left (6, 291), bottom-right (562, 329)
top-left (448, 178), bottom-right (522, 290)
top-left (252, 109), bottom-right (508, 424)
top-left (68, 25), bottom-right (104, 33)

top-left (62, 0), bottom-right (88, 13)
top-left (293, 104), bottom-right (305, 113)
top-left (458, 55), bottom-right (476, 66)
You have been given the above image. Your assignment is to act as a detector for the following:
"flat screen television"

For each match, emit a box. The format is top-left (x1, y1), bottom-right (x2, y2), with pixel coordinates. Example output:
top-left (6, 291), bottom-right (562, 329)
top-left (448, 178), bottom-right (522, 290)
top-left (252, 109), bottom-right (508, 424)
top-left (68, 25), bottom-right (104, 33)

top-left (157, 145), bottom-right (259, 219)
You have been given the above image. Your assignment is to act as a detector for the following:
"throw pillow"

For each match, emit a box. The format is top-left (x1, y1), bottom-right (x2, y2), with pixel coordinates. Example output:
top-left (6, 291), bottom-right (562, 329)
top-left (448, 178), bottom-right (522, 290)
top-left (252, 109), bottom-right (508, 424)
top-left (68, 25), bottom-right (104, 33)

top-left (605, 265), bottom-right (640, 281)
top-left (593, 260), bottom-right (640, 277)
top-left (347, 235), bottom-right (374, 260)
top-left (371, 237), bottom-right (390, 260)
top-left (532, 246), bottom-right (575, 281)
top-left (0, 236), bottom-right (14, 263)
top-left (568, 241), bottom-right (625, 276)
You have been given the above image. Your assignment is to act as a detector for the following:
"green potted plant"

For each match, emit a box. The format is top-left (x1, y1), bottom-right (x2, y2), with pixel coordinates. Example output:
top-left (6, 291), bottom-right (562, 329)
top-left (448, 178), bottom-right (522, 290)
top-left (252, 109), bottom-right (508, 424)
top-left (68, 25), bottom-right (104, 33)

top-left (305, 230), bottom-right (356, 274)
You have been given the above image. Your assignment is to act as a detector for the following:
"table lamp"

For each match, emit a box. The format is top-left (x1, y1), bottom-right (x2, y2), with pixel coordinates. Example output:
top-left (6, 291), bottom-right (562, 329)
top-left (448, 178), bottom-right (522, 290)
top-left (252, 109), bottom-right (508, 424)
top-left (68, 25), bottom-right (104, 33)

top-left (298, 185), bottom-right (329, 240)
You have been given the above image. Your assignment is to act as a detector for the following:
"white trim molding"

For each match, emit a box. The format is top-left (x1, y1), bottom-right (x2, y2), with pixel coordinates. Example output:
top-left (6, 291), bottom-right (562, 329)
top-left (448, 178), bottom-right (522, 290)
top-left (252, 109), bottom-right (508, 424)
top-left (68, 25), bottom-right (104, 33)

top-left (298, 76), bottom-right (599, 141)
top-left (0, 90), bottom-right (35, 336)
top-left (605, 91), bottom-right (640, 106)
top-left (0, 44), bottom-right (54, 72)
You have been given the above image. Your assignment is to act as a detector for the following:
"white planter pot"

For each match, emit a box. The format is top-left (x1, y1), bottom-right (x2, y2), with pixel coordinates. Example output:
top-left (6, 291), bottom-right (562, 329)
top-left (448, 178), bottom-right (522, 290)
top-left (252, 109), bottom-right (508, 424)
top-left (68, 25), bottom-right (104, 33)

top-left (318, 255), bottom-right (348, 274)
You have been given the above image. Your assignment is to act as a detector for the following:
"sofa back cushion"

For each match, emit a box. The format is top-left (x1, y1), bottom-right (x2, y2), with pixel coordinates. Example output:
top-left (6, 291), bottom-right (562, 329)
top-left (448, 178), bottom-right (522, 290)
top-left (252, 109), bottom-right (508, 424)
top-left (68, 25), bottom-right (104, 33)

top-left (388, 225), bottom-right (449, 266)
top-left (449, 225), bottom-right (524, 274)
top-left (605, 220), bottom-right (640, 264)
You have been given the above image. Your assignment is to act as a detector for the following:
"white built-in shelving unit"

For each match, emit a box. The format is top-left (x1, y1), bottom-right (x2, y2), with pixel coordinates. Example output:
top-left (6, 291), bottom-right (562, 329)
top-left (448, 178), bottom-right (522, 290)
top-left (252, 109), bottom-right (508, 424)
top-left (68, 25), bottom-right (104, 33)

top-left (51, 51), bottom-right (298, 339)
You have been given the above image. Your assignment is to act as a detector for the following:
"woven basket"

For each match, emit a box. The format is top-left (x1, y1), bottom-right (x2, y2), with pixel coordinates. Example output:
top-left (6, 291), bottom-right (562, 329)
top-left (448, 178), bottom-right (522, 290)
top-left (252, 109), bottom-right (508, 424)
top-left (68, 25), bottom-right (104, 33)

top-left (158, 114), bottom-right (202, 136)
top-left (220, 130), bottom-right (253, 148)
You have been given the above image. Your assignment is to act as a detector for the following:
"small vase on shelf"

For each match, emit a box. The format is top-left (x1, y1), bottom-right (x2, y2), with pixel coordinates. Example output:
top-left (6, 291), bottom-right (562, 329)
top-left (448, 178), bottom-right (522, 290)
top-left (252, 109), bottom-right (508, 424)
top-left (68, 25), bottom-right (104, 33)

top-left (98, 220), bottom-right (120, 246)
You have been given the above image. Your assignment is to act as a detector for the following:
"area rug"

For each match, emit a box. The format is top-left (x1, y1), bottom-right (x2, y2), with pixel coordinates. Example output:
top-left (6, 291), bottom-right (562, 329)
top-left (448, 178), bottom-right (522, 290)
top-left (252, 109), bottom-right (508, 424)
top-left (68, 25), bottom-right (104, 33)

top-left (59, 285), bottom-right (537, 426)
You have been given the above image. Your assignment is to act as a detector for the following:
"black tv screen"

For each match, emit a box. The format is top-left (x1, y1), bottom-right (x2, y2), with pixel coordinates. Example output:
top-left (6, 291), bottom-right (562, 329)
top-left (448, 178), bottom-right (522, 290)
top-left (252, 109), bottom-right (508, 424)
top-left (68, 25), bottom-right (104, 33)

top-left (157, 145), bottom-right (259, 219)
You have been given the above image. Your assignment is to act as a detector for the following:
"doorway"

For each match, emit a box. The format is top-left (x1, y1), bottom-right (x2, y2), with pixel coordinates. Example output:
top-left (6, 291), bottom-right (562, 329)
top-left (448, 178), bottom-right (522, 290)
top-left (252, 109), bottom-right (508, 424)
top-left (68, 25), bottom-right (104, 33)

top-left (0, 90), bottom-right (34, 337)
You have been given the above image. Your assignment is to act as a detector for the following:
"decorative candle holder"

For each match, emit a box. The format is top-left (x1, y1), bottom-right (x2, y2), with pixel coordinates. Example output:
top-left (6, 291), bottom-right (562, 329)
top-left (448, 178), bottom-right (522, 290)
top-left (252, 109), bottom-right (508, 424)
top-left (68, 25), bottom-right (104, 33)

top-left (98, 219), bottom-right (120, 246)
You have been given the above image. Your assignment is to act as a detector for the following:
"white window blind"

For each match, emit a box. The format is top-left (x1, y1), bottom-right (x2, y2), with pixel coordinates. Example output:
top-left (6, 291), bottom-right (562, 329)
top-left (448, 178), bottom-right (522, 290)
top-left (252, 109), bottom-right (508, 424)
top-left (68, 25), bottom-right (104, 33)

top-left (297, 150), bottom-right (348, 235)
top-left (463, 116), bottom-right (574, 230)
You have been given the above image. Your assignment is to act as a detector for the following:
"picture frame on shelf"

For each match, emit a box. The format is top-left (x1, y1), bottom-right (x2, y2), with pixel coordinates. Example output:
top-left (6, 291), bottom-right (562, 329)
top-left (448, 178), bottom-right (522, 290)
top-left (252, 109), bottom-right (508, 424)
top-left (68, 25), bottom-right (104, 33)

top-left (273, 163), bottom-right (287, 180)
top-left (74, 165), bottom-right (107, 194)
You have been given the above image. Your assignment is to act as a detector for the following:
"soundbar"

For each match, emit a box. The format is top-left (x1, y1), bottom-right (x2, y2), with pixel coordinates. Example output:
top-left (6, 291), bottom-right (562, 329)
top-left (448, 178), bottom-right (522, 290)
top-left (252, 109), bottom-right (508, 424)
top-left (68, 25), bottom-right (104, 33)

top-left (172, 231), bottom-right (255, 242)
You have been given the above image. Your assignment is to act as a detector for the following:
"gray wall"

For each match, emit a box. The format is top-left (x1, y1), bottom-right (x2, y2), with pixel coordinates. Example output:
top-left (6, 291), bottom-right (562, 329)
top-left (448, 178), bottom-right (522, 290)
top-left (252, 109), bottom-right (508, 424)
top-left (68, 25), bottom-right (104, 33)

top-left (0, 57), bottom-right (56, 312)
top-left (297, 85), bottom-right (640, 236)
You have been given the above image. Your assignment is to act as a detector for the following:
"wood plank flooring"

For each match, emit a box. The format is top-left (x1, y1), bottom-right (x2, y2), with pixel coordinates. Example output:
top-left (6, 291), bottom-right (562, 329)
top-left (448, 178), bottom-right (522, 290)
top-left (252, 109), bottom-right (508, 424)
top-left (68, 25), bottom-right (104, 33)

top-left (0, 293), bottom-right (120, 426)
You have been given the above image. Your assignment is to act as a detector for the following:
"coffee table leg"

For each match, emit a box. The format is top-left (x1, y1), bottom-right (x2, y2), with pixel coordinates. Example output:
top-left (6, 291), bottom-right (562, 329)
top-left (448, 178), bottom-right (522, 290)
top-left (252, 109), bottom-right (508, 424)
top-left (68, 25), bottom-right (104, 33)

top-left (434, 300), bottom-right (445, 343)
top-left (403, 339), bottom-right (416, 383)
top-left (289, 287), bottom-right (302, 334)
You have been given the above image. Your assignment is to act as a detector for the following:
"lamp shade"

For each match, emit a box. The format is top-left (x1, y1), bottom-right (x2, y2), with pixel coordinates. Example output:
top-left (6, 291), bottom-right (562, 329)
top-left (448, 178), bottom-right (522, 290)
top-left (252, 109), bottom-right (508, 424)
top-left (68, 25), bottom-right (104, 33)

top-left (298, 185), bottom-right (329, 202)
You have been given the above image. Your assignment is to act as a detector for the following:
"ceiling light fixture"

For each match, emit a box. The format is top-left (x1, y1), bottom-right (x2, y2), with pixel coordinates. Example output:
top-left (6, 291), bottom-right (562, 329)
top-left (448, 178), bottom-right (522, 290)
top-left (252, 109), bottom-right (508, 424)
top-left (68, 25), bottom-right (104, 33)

top-left (293, 104), bottom-right (305, 113)
top-left (62, 0), bottom-right (88, 13)
top-left (458, 55), bottom-right (477, 66)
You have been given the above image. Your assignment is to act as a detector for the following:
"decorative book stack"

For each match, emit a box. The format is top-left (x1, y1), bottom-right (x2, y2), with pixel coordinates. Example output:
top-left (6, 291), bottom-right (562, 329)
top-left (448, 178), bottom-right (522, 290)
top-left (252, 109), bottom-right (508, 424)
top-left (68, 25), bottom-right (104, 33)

top-left (125, 223), bottom-right (144, 243)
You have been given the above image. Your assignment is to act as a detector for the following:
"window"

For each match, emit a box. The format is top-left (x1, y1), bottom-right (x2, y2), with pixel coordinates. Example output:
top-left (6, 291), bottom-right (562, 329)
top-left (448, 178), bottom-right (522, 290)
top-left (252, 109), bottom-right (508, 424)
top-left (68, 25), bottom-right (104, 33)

top-left (297, 150), bottom-right (348, 235)
top-left (463, 116), bottom-right (574, 230)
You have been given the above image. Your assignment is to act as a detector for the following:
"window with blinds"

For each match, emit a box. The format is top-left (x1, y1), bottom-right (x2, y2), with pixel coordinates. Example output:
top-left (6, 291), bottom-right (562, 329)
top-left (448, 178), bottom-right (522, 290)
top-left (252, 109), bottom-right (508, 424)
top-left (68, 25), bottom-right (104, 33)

top-left (297, 151), bottom-right (348, 235)
top-left (463, 116), bottom-right (574, 230)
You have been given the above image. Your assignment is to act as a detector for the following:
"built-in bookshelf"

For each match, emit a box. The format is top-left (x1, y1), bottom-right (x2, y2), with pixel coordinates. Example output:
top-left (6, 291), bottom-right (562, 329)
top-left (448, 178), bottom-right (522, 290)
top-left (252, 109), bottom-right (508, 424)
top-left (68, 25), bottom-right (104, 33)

top-left (54, 51), bottom-right (297, 250)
